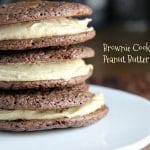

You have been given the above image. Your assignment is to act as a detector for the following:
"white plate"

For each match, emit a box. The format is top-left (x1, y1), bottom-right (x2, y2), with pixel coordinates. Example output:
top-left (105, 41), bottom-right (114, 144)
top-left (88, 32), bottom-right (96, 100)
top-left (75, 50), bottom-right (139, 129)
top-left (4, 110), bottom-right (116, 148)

top-left (0, 85), bottom-right (150, 150)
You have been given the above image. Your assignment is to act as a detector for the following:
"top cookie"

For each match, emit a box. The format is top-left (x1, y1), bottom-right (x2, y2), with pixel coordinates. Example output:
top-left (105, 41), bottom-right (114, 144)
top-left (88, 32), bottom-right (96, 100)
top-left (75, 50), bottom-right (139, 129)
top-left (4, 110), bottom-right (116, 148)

top-left (0, 1), bottom-right (95, 50)
top-left (0, 1), bottom-right (92, 25)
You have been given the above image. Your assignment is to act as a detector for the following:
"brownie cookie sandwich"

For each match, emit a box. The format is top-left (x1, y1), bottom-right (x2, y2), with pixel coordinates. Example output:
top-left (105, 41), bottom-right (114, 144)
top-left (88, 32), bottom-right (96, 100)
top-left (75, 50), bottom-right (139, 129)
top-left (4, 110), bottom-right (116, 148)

top-left (0, 84), bottom-right (108, 131)
top-left (0, 45), bottom-right (108, 131)
top-left (0, 1), bottom-right (108, 132)
top-left (0, 46), bottom-right (94, 90)
top-left (0, 1), bottom-right (95, 50)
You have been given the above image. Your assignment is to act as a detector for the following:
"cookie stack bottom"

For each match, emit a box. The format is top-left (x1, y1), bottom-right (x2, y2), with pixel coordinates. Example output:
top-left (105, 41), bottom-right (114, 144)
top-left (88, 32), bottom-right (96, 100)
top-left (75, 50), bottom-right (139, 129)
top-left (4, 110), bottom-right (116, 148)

top-left (0, 46), bottom-right (108, 131)
top-left (0, 85), bottom-right (108, 131)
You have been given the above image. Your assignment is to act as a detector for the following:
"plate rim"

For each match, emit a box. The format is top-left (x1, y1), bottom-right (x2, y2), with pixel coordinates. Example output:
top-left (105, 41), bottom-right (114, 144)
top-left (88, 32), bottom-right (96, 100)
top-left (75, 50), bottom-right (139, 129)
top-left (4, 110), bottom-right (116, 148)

top-left (90, 84), bottom-right (150, 103)
top-left (90, 84), bottom-right (150, 150)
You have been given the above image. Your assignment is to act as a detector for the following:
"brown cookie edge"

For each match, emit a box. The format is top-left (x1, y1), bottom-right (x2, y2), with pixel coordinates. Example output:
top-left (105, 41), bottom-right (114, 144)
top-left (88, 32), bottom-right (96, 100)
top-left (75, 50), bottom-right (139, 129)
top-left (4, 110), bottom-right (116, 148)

top-left (0, 70), bottom-right (92, 90)
top-left (0, 83), bottom-right (93, 110)
top-left (0, 1), bottom-right (93, 25)
top-left (0, 31), bottom-right (96, 50)
top-left (0, 45), bottom-right (95, 63)
top-left (0, 105), bottom-right (109, 131)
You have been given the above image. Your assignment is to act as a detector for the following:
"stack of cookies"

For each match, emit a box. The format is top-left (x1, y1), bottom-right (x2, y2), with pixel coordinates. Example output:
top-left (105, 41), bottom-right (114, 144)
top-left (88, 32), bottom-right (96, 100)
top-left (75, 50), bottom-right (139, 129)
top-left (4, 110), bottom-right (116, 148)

top-left (0, 1), bottom-right (108, 131)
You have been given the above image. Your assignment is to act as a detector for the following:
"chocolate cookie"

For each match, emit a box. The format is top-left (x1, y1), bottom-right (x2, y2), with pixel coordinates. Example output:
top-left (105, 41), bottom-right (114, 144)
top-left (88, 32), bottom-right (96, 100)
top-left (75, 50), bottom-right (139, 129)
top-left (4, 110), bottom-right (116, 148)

top-left (0, 71), bottom-right (92, 90)
top-left (0, 1), bottom-right (92, 25)
top-left (0, 106), bottom-right (108, 131)
top-left (0, 31), bottom-right (96, 50)
top-left (0, 1), bottom-right (95, 50)
top-left (0, 45), bottom-right (95, 63)
top-left (0, 83), bottom-right (92, 110)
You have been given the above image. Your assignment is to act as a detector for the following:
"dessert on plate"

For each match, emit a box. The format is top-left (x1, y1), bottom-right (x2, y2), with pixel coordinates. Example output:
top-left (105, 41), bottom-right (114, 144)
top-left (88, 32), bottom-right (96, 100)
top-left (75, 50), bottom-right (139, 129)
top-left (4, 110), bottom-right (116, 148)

top-left (0, 0), bottom-right (108, 131)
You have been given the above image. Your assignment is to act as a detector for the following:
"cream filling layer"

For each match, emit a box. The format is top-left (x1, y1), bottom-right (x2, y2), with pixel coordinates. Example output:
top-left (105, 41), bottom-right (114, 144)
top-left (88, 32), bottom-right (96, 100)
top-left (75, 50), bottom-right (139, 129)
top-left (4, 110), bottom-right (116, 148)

top-left (0, 59), bottom-right (93, 81)
top-left (0, 17), bottom-right (94, 40)
top-left (0, 94), bottom-right (104, 120)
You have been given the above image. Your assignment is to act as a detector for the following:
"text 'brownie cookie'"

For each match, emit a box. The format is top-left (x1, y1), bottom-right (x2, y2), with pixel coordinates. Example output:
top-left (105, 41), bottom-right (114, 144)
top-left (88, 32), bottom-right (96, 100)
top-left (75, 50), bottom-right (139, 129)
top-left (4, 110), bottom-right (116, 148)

top-left (0, 1), bottom-right (95, 50)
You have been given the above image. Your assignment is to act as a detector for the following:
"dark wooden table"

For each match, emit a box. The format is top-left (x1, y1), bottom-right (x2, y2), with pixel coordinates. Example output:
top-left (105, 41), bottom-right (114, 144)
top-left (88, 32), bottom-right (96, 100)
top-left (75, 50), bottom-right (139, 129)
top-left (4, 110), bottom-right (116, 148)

top-left (87, 25), bottom-right (150, 100)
